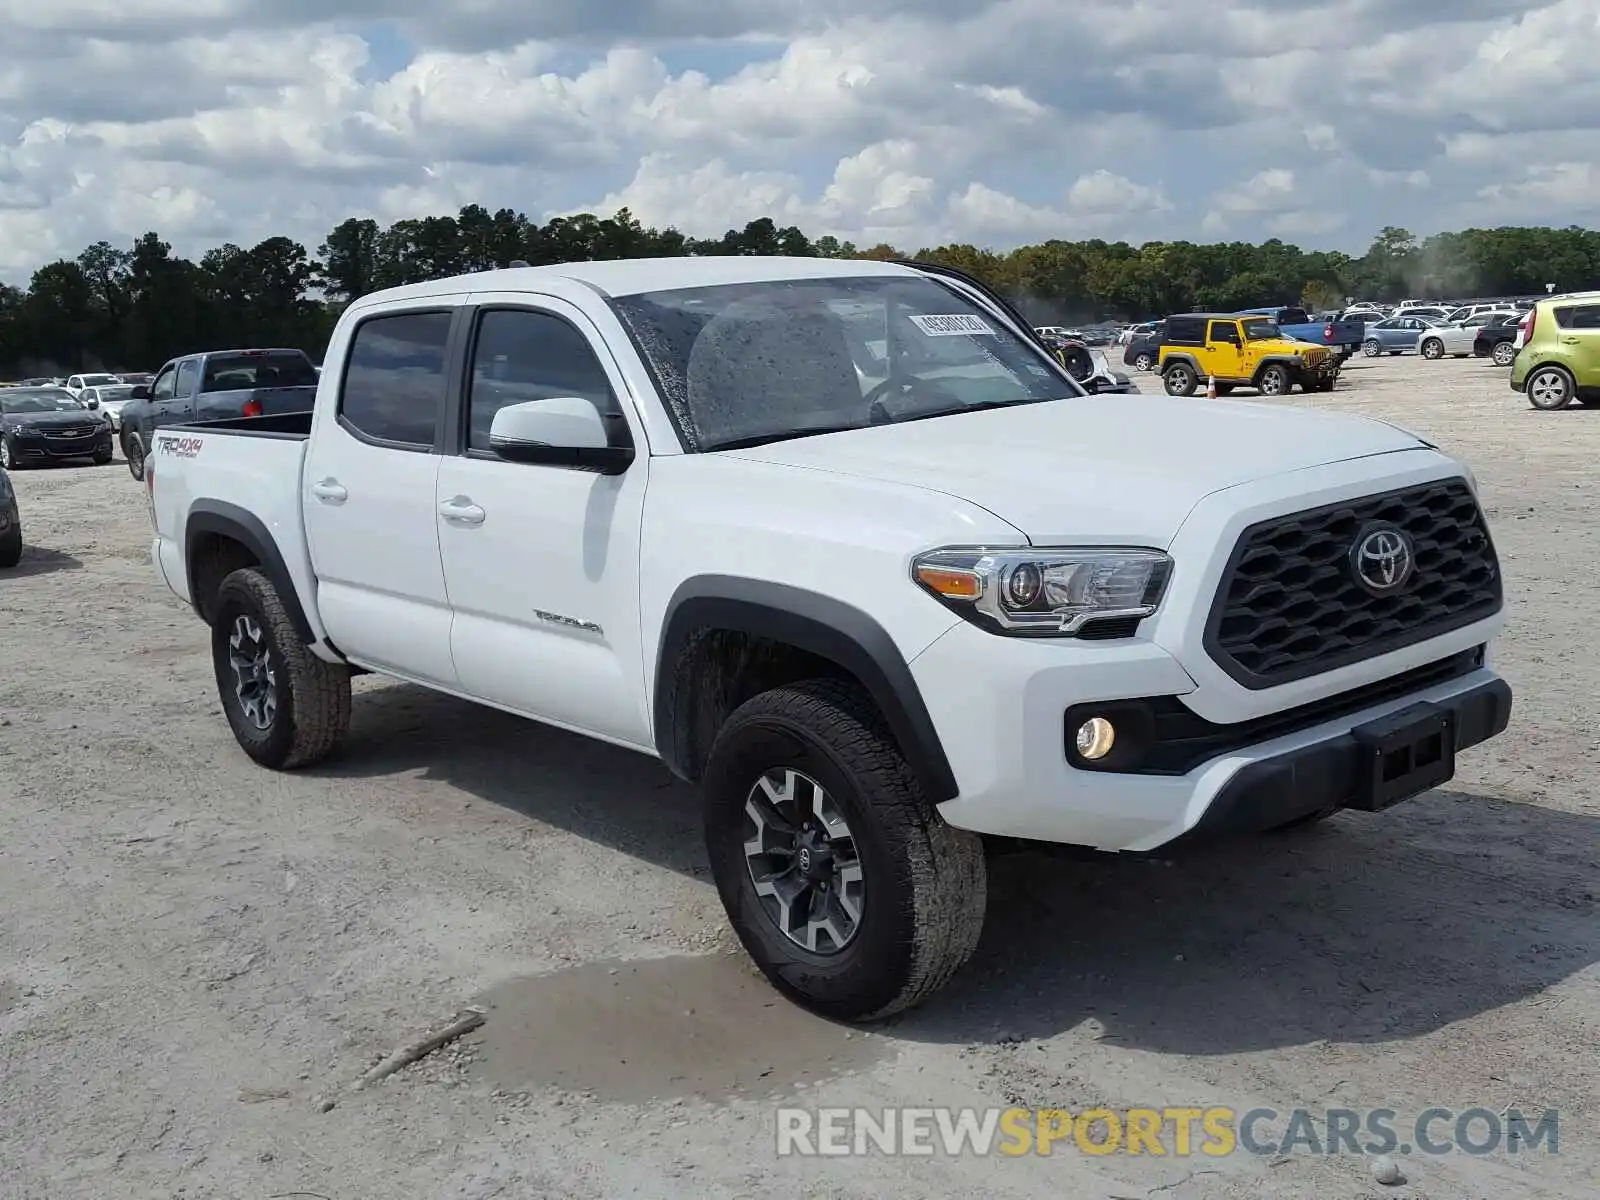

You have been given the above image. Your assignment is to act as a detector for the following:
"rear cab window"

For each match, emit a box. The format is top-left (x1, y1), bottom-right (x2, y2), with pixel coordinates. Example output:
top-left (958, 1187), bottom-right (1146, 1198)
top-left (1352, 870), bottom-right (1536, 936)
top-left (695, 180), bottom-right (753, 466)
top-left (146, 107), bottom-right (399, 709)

top-left (203, 351), bottom-right (318, 391)
top-left (338, 312), bottom-right (453, 449)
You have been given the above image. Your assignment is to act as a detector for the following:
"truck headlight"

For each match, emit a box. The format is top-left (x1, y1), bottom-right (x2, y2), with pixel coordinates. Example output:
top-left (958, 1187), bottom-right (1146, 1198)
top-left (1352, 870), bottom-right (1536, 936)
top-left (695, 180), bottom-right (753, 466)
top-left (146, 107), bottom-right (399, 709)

top-left (912, 546), bottom-right (1173, 635)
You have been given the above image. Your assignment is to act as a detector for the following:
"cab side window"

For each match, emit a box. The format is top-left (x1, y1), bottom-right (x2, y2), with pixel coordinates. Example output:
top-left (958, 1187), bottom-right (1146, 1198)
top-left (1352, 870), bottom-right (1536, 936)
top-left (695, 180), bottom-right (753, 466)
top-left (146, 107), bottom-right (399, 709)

top-left (151, 366), bottom-right (177, 401)
top-left (175, 361), bottom-right (200, 398)
top-left (1208, 321), bottom-right (1240, 344)
top-left (339, 311), bottom-right (453, 449)
top-left (465, 309), bottom-right (622, 454)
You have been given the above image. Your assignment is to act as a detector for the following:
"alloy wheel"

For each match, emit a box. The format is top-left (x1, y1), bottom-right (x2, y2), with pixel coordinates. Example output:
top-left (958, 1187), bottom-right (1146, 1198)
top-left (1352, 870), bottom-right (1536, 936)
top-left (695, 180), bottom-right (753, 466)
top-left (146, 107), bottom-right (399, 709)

top-left (742, 767), bottom-right (864, 955)
top-left (228, 614), bottom-right (278, 730)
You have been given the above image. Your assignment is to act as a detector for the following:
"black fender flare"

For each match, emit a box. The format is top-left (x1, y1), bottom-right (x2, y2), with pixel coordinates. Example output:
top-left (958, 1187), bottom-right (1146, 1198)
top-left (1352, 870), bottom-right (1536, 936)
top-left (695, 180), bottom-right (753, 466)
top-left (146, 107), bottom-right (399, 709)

top-left (653, 576), bottom-right (959, 802)
top-left (185, 499), bottom-right (315, 644)
top-left (1251, 355), bottom-right (1304, 380)
top-left (1160, 353), bottom-right (1201, 375)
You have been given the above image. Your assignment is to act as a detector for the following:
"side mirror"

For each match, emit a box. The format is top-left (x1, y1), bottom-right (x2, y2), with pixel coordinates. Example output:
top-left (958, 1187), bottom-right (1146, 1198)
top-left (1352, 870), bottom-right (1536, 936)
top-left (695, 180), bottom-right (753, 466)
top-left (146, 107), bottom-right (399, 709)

top-left (488, 397), bottom-right (633, 474)
top-left (129, 385), bottom-right (150, 400)
top-left (85, 398), bottom-right (99, 409)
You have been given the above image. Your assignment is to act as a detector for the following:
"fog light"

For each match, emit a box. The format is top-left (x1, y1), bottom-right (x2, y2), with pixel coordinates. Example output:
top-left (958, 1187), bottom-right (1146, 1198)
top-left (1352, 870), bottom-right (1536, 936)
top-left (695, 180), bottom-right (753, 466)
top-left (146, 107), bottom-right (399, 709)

top-left (1075, 716), bottom-right (1116, 760)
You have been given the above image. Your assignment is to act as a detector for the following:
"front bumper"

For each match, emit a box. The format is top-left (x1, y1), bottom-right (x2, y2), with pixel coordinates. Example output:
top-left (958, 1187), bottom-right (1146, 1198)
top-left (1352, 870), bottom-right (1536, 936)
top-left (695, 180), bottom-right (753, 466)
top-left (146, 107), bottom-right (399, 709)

top-left (7, 429), bottom-right (113, 463)
top-left (910, 616), bottom-right (1510, 853)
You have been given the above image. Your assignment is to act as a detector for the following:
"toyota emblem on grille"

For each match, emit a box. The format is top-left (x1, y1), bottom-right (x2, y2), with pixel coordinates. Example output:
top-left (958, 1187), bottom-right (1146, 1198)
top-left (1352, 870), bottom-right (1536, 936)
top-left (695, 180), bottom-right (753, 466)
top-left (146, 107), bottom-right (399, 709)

top-left (1350, 524), bottom-right (1415, 594)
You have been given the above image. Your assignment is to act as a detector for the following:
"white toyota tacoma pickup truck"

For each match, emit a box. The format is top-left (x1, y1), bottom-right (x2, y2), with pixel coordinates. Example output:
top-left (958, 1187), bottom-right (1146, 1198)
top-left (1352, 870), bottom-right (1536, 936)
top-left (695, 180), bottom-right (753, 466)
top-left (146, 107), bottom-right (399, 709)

top-left (145, 255), bottom-right (1511, 1020)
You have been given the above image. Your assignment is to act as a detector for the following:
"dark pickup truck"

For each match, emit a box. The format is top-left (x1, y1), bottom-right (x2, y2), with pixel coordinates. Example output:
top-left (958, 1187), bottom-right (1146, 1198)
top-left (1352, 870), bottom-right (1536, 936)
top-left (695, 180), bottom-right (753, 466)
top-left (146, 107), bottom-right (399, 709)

top-left (1234, 306), bottom-right (1367, 358)
top-left (119, 348), bottom-right (318, 480)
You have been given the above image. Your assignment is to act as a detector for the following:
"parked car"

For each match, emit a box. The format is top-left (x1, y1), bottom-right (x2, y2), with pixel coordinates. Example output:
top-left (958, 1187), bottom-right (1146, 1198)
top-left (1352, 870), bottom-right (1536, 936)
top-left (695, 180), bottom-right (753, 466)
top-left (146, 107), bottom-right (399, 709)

top-left (1509, 292), bottom-right (1600, 410)
top-left (121, 348), bottom-right (320, 480)
top-left (1233, 306), bottom-right (1367, 357)
top-left (1417, 312), bottom-right (1520, 360)
top-left (0, 386), bottom-right (114, 469)
top-left (81, 383), bottom-right (138, 431)
top-left (1157, 313), bottom-right (1339, 396)
top-left (140, 255), bottom-right (1510, 1020)
top-left (1123, 321), bottom-right (1165, 371)
top-left (1473, 315), bottom-right (1523, 366)
top-left (141, 254), bottom-right (1512, 1021)
top-left (64, 372), bottom-right (123, 398)
top-left (0, 463), bottom-right (20, 567)
top-left (1362, 316), bottom-right (1445, 356)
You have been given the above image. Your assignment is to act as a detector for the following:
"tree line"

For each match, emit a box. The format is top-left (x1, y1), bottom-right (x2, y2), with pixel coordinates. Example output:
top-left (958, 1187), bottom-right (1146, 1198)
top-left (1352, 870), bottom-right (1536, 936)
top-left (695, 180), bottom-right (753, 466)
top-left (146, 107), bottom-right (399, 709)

top-left (2, 205), bottom-right (1596, 375)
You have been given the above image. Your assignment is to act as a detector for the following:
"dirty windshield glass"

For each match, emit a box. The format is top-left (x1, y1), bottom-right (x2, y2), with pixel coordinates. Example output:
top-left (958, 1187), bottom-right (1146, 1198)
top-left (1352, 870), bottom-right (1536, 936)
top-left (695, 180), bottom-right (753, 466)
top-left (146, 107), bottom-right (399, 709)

top-left (2, 390), bottom-right (83, 413)
top-left (1242, 319), bottom-right (1281, 340)
top-left (608, 275), bottom-right (1076, 451)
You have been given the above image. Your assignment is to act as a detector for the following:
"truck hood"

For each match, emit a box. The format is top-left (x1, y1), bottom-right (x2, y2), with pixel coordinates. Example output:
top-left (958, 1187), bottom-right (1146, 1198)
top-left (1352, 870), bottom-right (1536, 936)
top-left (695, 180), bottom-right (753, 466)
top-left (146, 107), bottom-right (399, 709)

top-left (724, 394), bottom-right (1425, 546)
top-left (1255, 337), bottom-right (1329, 355)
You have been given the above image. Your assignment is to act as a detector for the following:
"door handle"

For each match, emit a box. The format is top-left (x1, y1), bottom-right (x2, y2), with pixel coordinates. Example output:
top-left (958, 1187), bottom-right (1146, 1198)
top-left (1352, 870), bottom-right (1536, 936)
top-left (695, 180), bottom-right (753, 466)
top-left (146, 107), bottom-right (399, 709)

top-left (438, 496), bottom-right (486, 524)
top-left (311, 479), bottom-right (347, 503)
top-left (1560, 337), bottom-right (1580, 344)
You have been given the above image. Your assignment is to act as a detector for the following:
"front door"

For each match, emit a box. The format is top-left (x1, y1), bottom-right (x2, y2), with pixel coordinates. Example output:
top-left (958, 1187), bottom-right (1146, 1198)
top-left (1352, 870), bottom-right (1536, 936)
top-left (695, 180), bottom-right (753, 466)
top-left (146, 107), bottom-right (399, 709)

top-left (1207, 320), bottom-right (1244, 380)
top-left (301, 304), bottom-right (462, 685)
top-left (434, 296), bottom-right (652, 747)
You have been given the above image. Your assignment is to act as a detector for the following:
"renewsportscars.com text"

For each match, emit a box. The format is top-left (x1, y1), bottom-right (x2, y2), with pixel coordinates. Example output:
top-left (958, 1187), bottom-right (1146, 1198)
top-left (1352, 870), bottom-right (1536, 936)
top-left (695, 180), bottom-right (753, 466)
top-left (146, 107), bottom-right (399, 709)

top-left (775, 1106), bottom-right (1559, 1158)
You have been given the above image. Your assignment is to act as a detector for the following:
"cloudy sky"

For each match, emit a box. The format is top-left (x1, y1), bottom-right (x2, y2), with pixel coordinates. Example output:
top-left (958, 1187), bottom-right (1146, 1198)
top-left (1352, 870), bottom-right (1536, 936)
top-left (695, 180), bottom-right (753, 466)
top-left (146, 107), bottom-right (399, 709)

top-left (1, 0), bottom-right (1596, 280)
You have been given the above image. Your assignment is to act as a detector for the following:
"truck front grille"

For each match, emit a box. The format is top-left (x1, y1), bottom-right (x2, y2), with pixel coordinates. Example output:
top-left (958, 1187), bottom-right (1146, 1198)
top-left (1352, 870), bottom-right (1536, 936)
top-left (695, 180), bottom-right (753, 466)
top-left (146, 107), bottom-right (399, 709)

top-left (1204, 478), bottom-right (1501, 689)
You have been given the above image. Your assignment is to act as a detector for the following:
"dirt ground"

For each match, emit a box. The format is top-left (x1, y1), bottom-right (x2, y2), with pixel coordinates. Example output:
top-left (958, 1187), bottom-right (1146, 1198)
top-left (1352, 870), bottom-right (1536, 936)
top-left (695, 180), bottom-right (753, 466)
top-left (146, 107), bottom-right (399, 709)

top-left (2, 353), bottom-right (1595, 1199)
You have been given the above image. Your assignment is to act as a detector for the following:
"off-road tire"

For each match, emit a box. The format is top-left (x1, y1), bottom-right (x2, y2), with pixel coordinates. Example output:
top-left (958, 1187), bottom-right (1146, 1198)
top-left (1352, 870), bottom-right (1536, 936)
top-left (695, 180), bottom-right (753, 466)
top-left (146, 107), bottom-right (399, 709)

top-left (0, 520), bottom-right (20, 568)
top-left (1420, 338), bottom-right (1444, 360)
top-left (702, 678), bottom-right (987, 1022)
top-left (124, 432), bottom-right (146, 481)
top-left (211, 567), bottom-right (351, 769)
top-left (1257, 363), bottom-right (1292, 396)
top-left (93, 447), bottom-right (113, 465)
top-left (1162, 362), bottom-right (1198, 397)
top-left (1526, 365), bottom-right (1575, 411)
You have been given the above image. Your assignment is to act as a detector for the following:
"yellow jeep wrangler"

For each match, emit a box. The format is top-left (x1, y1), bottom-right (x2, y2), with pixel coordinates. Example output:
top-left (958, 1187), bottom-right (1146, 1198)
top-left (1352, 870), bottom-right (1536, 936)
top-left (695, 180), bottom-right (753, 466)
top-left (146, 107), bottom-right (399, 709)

top-left (1156, 313), bottom-right (1339, 398)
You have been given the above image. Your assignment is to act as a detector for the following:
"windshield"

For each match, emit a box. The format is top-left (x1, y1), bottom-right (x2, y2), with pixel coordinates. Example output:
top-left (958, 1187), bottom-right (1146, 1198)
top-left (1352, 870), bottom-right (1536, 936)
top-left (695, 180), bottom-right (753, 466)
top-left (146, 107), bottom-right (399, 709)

top-left (80, 374), bottom-right (119, 387)
top-left (1241, 319), bottom-right (1281, 341)
top-left (202, 352), bottom-right (317, 391)
top-left (3, 391), bottom-right (84, 413)
top-left (608, 275), bottom-right (1077, 450)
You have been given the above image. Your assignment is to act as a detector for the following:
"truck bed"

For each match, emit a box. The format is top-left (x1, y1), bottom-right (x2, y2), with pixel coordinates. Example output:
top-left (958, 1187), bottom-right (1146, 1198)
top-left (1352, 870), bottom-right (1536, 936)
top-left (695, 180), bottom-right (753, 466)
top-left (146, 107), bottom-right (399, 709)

top-left (148, 419), bottom-right (325, 647)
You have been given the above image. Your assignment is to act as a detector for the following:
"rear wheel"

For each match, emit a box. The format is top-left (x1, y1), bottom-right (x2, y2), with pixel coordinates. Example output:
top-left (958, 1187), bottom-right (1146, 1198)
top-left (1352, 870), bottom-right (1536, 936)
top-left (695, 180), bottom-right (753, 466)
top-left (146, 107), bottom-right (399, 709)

top-left (1362, 339), bottom-right (1382, 357)
top-left (210, 567), bottom-right (351, 769)
top-left (1526, 365), bottom-right (1575, 411)
top-left (702, 679), bottom-right (987, 1021)
top-left (1162, 363), bottom-right (1197, 396)
top-left (1492, 341), bottom-right (1517, 367)
top-left (1133, 352), bottom-right (1155, 372)
top-left (124, 432), bottom-right (146, 480)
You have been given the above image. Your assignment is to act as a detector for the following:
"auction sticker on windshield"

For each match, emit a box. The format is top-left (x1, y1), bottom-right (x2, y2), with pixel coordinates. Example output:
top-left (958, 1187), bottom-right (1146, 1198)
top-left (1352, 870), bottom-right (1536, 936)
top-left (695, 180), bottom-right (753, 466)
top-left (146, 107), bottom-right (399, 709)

top-left (909, 314), bottom-right (995, 336)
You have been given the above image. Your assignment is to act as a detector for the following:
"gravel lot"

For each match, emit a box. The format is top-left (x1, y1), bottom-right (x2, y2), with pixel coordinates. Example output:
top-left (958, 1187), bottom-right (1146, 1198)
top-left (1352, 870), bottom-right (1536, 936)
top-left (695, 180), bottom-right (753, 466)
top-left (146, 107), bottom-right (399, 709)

top-left (2, 354), bottom-right (1595, 1199)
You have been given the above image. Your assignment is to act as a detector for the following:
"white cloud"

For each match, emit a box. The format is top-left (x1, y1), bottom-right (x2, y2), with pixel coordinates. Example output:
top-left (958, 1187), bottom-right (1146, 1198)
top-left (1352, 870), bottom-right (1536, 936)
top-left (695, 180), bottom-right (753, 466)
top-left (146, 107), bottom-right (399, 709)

top-left (0, 1), bottom-right (1597, 280)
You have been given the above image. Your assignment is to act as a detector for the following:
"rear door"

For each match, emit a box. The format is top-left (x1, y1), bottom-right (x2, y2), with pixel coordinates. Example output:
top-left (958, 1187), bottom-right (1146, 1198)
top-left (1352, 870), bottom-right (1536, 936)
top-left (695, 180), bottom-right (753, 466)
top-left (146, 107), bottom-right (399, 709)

top-left (302, 303), bottom-right (465, 685)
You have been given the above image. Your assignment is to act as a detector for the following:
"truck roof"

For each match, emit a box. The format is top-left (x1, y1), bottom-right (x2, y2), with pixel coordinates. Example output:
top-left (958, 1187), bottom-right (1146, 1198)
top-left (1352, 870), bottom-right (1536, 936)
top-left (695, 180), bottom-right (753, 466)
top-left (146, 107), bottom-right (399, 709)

top-left (348, 255), bottom-right (921, 307)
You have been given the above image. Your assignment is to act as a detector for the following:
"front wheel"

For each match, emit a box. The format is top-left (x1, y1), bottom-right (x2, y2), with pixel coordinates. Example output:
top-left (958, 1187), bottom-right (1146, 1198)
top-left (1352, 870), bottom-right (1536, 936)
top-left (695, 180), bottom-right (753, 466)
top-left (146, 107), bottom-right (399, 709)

top-left (1526, 365), bottom-right (1575, 411)
top-left (93, 448), bottom-right (113, 465)
top-left (1257, 364), bottom-right (1292, 396)
top-left (1362, 339), bottom-right (1382, 357)
top-left (1420, 338), bottom-right (1444, 360)
top-left (210, 567), bottom-right (352, 769)
top-left (0, 437), bottom-right (19, 471)
top-left (702, 679), bottom-right (987, 1021)
top-left (124, 432), bottom-right (146, 481)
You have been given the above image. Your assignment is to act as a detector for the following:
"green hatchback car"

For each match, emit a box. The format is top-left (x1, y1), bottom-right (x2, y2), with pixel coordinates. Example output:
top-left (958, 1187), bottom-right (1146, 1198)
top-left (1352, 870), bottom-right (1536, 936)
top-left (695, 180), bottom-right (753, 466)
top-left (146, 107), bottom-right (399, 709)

top-left (1509, 292), bottom-right (1600, 410)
